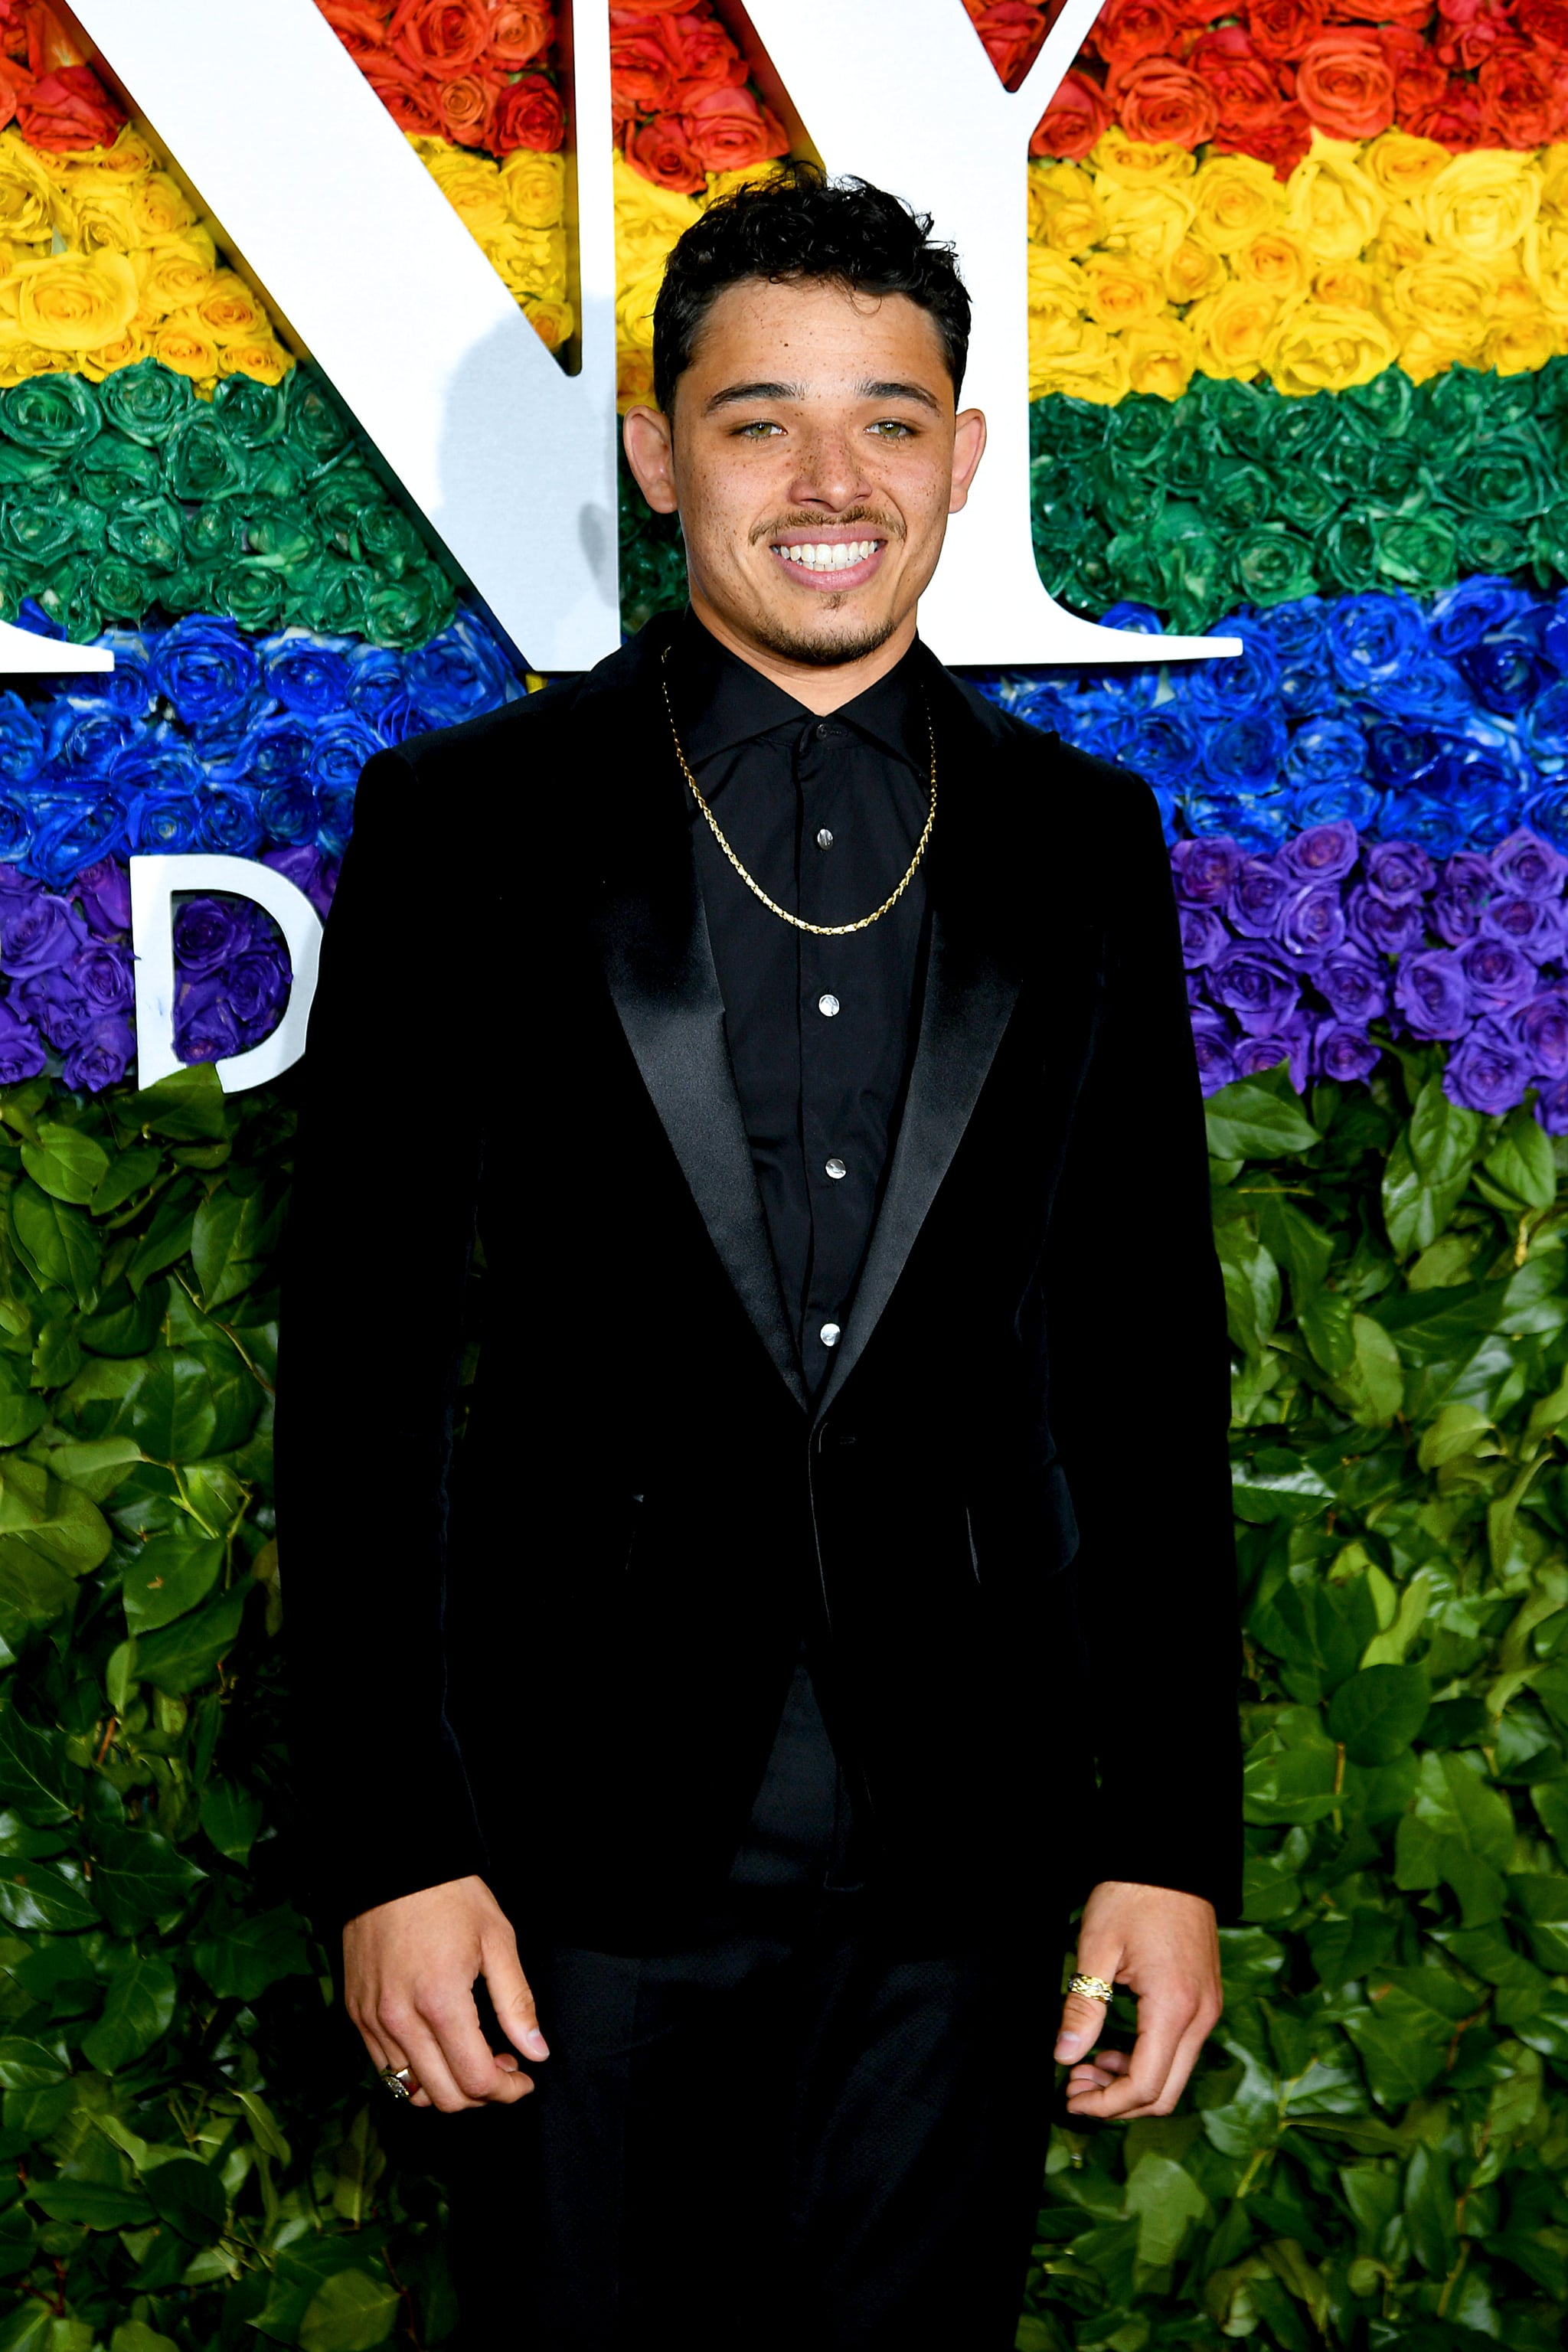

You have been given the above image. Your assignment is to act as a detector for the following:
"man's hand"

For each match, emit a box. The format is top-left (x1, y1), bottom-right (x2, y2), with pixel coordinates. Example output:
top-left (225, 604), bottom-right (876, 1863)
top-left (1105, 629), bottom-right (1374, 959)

top-left (343, 1874), bottom-right (548, 2112)
top-left (1054, 1880), bottom-right (1221, 2120)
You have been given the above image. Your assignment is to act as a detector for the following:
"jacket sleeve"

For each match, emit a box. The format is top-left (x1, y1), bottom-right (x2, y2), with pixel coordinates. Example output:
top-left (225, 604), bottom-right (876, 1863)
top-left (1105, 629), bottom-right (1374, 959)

top-left (273, 745), bottom-right (492, 1931)
top-left (1043, 756), bottom-right (1243, 1921)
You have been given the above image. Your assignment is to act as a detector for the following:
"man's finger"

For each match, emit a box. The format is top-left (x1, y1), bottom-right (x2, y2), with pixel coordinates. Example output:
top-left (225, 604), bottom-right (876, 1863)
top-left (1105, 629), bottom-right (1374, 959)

top-left (1067, 1988), bottom-right (1188, 2119)
top-left (483, 1931), bottom-right (550, 2062)
top-left (417, 1983), bottom-right (535, 2106)
top-left (1054, 1953), bottom-right (1119, 2063)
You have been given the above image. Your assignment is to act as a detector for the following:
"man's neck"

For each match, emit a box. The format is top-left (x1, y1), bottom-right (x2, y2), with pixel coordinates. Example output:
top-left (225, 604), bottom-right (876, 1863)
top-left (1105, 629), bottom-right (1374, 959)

top-left (686, 588), bottom-right (918, 715)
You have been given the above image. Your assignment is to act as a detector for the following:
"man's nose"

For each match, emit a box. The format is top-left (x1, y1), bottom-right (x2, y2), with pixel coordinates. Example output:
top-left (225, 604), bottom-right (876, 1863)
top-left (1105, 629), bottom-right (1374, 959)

top-left (787, 429), bottom-right (870, 514)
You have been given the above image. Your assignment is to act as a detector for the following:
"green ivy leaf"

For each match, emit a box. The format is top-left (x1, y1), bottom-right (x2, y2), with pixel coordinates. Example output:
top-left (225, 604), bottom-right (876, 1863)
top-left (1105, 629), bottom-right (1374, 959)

top-left (90, 1824), bottom-right (205, 1933)
top-left (135, 1581), bottom-right (245, 1694)
top-left (1329, 1664), bottom-right (1433, 1765)
top-left (1483, 1105), bottom-right (1557, 1210)
top-left (9, 1178), bottom-right (101, 1310)
top-left (19, 1120), bottom-right (110, 1207)
top-left (121, 1528), bottom-right (224, 1636)
top-left (141, 2154), bottom-right (225, 2243)
top-left (191, 1900), bottom-right (310, 2001)
top-left (1204, 1076), bottom-right (1319, 1163)
top-left (126, 1063), bottom-right (230, 1144)
top-left (80, 1952), bottom-right (178, 2072)
top-left (299, 2269), bottom-right (400, 2352)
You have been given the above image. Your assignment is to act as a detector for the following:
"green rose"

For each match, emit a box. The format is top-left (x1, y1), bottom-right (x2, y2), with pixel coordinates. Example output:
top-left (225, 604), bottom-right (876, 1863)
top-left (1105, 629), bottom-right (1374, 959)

top-left (1104, 395), bottom-right (1176, 474)
top-left (1156, 413), bottom-right (1221, 501)
top-left (1204, 377), bottom-right (1276, 462)
top-left (106, 499), bottom-right (184, 573)
top-left (1149, 514), bottom-right (1228, 636)
top-left (358, 503), bottom-right (425, 577)
top-left (1234, 524), bottom-right (1317, 607)
top-left (1272, 472), bottom-right (1338, 533)
top-left (78, 432), bottom-right (161, 509)
top-left (1341, 365), bottom-right (1415, 440)
top-left (249, 448), bottom-right (305, 504)
top-left (1030, 395), bottom-right (1106, 465)
top-left (0, 443), bottom-right (55, 490)
top-left (244, 499), bottom-right (322, 574)
top-left (0, 498), bottom-right (100, 567)
top-left (158, 564), bottom-right (218, 616)
top-left (1106, 527), bottom-right (1171, 609)
top-left (1527, 507), bottom-right (1568, 584)
top-left (284, 375), bottom-right (351, 468)
top-left (1318, 513), bottom-right (1382, 596)
top-left (97, 358), bottom-right (194, 446)
top-left (211, 371), bottom-right (289, 451)
top-left (164, 410), bottom-right (252, 505)
top-left (1443, 429), bottom-right (1553, 521)
top-left (1266, 395), bottom-right (1339, 471)
top-left (183, 501), bottom-right (249, 564)
top-left (364, 566), bottom-right (456, 649)
top-left (1325, 433), bottom-right (1423, 505)
top-left (90, 554), bottom-right (152, 622)
top-left (291, 552), bottom-right (371, 638)
top-left (1374, 511), bottom-right (1458, 593)
top-left (310, 462), bottom-right (385, 555)
top-left (0, 373), bottom-right (100, 462)
top-left (212, 561), bottom-right (285, 634)
top-left (1210, 459), bottom-right (1274, 533)
top-left (34, 557), bottom-right (101, 642)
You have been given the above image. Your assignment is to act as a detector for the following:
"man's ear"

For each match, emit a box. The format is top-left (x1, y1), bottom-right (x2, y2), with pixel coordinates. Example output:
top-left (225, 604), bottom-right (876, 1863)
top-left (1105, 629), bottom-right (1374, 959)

top-left (623, 406), bottom-right (678, 515)
top-left (948, 407), bottom-right (987, 515)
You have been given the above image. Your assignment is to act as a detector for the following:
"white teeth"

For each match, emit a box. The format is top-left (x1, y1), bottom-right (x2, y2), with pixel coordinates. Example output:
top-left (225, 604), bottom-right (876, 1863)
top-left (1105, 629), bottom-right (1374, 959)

top-left (776, 539), bottom-right (878, 571)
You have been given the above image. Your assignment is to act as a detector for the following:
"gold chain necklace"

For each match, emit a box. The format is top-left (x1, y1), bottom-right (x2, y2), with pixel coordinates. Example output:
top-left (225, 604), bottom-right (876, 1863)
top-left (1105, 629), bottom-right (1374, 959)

top-left (659, 645), bottom-right (936, 938)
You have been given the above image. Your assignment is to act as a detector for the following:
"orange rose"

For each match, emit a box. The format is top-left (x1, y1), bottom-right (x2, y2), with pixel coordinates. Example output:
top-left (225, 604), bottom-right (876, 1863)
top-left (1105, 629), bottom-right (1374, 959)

top-left (612, 15), bottom-right (681, 116)
top-left (15, 64), bottom-right (124, 152)
top-left (658, 11), bottom-right (746, 90)
top-left (1109, 56), bottom-right (1218, 149)
top-left (624, 113), bottom-right (705, 194)
top-left (965, 3), bottom-right (1048, 87)
top-left (363, 51), bottom-right (444, 136)
top-left (1093, 0), bottom-right (1181, 70)
top-left (1246, 0), bottom-right (1325, 60)
top-left (678, 85), bottom-right (788, 174)
top-left (1478, 39), bottom-right (1566, 148)
top-left (315, 2), bottom-right (394, 59)
top-left (1295, 32), bottom-right (1396, 141)
top-left (489, 5), bottom-right (554, 67)
top-left (387, 0), bottom-right (488, 79)
top-left (1029, 70), bottom-right (1111, 161)
top-left (492, 74), bottom-right (564, 152)
top-left (433, 69), bottom-right (498, 145)
top-left (1186, 28), bottom-right (1291, 145)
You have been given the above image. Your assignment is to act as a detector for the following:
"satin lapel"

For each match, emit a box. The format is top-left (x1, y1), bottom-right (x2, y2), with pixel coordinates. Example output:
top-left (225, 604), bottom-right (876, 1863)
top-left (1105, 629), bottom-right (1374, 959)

top-left (588, 645), bottom-right (809, 1413)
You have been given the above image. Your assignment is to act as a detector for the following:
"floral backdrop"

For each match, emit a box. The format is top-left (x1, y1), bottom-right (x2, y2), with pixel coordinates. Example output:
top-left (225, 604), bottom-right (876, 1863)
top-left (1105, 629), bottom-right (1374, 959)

top-left (2, 2), bottom-right (1568, 2350)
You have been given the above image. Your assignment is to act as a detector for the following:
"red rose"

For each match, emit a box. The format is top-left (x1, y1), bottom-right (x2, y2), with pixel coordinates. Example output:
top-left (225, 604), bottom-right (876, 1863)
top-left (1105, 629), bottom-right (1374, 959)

top-left (1185, 26), bottom-right (1292, 140)
top-left (611, 14), bottom-right (681, 113)
top-left (1171, 0), bottom-right (1240, 23)
top-left (1405, 76), bottom-right (1488, 140)
top-left (492, 71), bottom-right (564, 149)
top-left (315, 0), bottom-right (394, 57)
top-left (1377, 20), bottom-right (1449, 106)
top-left (610, 0), bottom-right (700, 12)
top-left (658, 11), bottom-right (746, 89)
top-left (1478, 36), bottom-right (1566, 141)
top-left (387, 0), bottom-right (488, 78)
top-left (1434, 0), bottom-right (1512, 69)
top-left (1108, 53), bottom-right (1218, 145)
top-left (1214, 105), bottom-right (1313, 176)
top-left (1094, 0), bottom-right (1181, 70)
top-left (363, 49), bottom-right (446, 132)
top-left (433, 66), bottom-right (498, 143)
top-left (1323, 0), bottom-right (1432, 24)
top-left (624, 112), bottom-right (706, 191)
top-left (1517, 0), bottom-right (1568, 44)
top-left (1027, 66), bottom-right (1111, 156)
top-left (678, 83), bottom-right (789, 170)
top-left (1294, 28), bottom-right (1396, 136)
top-left (965, 2), bottom-right (1047, 87)
top-left (488, 4), bottom-right (554, 67)
top-left (15, 61), bottom-right (122, 149)
top-left (16, 0), bottom-right (83, 75)
top-left (1245, 0), bottom-right (1325, 57)
top-left (0, 57), bottom-right (21, 132)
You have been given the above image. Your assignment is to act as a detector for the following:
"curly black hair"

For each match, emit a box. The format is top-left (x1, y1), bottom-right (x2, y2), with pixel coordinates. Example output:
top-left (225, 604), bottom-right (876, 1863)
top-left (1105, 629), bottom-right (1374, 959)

top-left (651, 159), bottom-right (971, 415)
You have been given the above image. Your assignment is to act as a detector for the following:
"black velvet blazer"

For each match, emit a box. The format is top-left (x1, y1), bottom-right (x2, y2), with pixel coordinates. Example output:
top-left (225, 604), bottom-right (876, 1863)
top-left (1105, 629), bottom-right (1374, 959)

top-left (275, 614), bottom-right (1243, 1949)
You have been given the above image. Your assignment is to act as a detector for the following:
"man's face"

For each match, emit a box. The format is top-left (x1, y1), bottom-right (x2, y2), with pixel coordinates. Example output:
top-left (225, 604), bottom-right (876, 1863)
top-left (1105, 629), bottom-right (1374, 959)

top-left (624, 276), bottom-right (985, 672)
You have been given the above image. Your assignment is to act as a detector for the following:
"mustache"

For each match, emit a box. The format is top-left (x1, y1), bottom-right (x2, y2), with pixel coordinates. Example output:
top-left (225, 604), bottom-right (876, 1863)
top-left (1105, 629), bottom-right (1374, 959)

top-left (751, 508), bottom-right (905, 545)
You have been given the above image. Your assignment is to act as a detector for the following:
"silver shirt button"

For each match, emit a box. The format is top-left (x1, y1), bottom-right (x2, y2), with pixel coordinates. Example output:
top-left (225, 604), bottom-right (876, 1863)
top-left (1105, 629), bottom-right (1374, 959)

top-left (818, 992), bottom-right (840, 1018)
top-left (820, 1321), bottom-right (841, 1347)
top-left (816, 827), bottom-right (834, 849)
top-left (825, 1156), bottom-right (847, 1180)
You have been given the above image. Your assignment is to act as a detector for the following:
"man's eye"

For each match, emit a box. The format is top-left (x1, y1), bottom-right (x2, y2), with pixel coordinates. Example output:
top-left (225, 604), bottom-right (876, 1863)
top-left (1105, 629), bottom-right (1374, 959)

top-left (736, 420), bottom-right (784, 439)
top-left (870, 420), bottom-right (914, 439)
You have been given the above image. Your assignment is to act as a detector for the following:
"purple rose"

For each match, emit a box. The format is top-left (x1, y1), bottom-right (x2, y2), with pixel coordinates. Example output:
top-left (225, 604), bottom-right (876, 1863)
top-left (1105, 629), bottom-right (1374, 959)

top-left (225, 946), bottom-right (290, 1035)
top-left (1517, 990), bottom-right (1568, 1080)
top-left (1444, 1018), bottom-right (1530, 1116)
top-left (262, 843), bottom-right (335, 923)
top-left (172, 896), bottom-right (255, 978)
top-left (1394, 948), bottom-right (1471, 1040)
top-left (1209, 940), bottom-right (1302, 1037)
top-left (73, 857), bottom-right (132, 938)
top-left (63, 1014), bottom-right (133, 1094)
top-left (1188, 1011), bottom-right (1236, 1097)
top-left (0, 891), bottom-right (88, 981)
top-left (1179, 905), bottom-right (1230, 967)
top-left (19, 967), bottom-right (90, 1050)
top-left (1430, 852), bottom-right (1494, 947)
top-left (0, 1001), bottom-right (46, 1083)
top-left (174, 976), bottom-right (242, 1064)
top-left (1347, 887), bottom-right (1426, 960)
top-left (1364, 839), bottom-right (1436, 907)
top-left (1315, 946), bottom-right (1388, 1024)
top-left (1228, 854), bottom-right (1292, 939)
top-left (1315, 1021), bottom-right (1381, 1083)
top-left (1171, 835), bottom-right (1241, 906)
top-left (1491, 827), bottom-right (1567, 901)
top-left (1185, 970), bottom-right (1206, 1008)
top-left (69, 941), bottom-right (133, 1016)
top-left (1461, 935), bottom-right (1537, 1015)
top-left (1280, 820), bottom-right (1360, 884)
top-left (1233, 1012), bottom-right (1312, 1094)
top-left (1481, 894), bottom-right (1566, 963)
top-left (1279, 882), bottom-right (1347, 962)
top-left (1536, 1076), bottom-right (1568, 1135)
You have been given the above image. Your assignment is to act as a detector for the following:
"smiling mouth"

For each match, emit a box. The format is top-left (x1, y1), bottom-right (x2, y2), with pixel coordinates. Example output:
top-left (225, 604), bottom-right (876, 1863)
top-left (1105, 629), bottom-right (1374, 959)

top-left (768, 535), bottom-right (887, 588)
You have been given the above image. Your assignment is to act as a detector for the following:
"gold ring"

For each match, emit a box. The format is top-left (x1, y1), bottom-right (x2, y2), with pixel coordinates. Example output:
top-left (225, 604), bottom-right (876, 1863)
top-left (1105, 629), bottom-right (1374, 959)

top-left (380, 2066), bottom-right (415, 2100)
top-left (1069, 1972), bottom-right (1114, 2004)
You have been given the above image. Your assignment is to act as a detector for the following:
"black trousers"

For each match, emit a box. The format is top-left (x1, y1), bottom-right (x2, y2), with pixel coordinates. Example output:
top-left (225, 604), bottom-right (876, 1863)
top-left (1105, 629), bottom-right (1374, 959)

top-left (429, 1652), bottom-right (1060, 2348)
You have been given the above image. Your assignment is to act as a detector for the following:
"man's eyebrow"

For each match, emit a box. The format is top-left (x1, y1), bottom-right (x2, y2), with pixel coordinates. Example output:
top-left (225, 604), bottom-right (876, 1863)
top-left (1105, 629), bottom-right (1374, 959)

top-left (704, 380), bottom-right (804, 413)
top-left (859, 379), bottom-right (942, 413)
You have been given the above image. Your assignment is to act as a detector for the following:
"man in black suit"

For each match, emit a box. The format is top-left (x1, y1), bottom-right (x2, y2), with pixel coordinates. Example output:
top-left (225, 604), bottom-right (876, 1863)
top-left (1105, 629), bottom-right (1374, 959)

top-left (277, 164), bottom-right (1240, 2348)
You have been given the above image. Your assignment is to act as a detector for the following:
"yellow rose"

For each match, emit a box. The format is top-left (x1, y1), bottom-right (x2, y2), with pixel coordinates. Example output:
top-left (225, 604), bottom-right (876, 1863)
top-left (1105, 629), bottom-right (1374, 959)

top-left (70, 185), bottom-right (138, 254)
top-left (1367, 204), bottom-right (1427, 275)
top-left (617, 257), bottom-right (667, 358)
top-left (1099, 181), bottom-right (1194, 271)
top-left (1089, 131), bottom-right (1197, 189)
top-left (129, 172), bottom-right (198, 243)
top-left (1120, 316), bottom-right (1197, 400)
top-left (133, 230), bottom-right (218, 315)
top-left (1284, 140), bottom-right (1385, 263)
top-left (1027, 162), bottom-right (1106, 256)
top-left (1312, 260), bottom-right (1377, 310)
top-left (1186, 279), bottom-right (1284, 379)
top-left (618, 348), bottom-right (655, 413)
top-left (500, 149), bottom-right (565, 230)
top-left (1382, 254), bottom-right (1494, 364)
top-left (14, 250), bottom-right (137, 352)
top-left (71, 129), bottom-right (158, 183)
top-left (152, 313), bottom-right (220, 380)
top-left (487, 225), bottom-right (567, 303)
top-left (1080, 251), bottom-right (1167, 332)
top-left (1361, 131), bottom-right (1450, 206)
top-left (1027, 247), bottom-right (1089, 356)
top-left (1161, 237), bottom-right (1225, 305)
top-left (704, 163), bottom-right (790, 205)
top-left (1537, 145), bottom-right (1568, 222)
top-left (78, 322), bottom-right (154, 383)
top-left (217, 335), bottom-right (292, 387)
top-left (1483, 309), bottom-right (1558, 374)
top-left (1416, 151), bottom-right (1539, 263)
top-left (1263, 302), bottom-right (1397, 394)
top-left (425, 145), bottom-right (511, 243)
top-left (615, 153), bottom-right (698, 279)
top-left (522, 295), bottom-right (574, 354)
top-left (0, 330), bottom-right (71, 388)
top-left (1233, 230), bottom-right (1311, 302)
top-left (196, 271), bottom-right (266, 347)
top-left (0, 135), bottom-right (56, 244)
top-left (1028, 320), bottom-right (1129, 403)
top-left (1524, 219), bottom-right (1568, 318)
top-left (1190, 153), bottom-right (1284, 256)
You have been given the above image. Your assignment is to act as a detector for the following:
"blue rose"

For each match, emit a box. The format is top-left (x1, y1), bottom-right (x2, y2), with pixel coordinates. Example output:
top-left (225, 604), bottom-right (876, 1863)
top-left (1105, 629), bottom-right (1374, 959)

top-left (1290, 779), bottom-right (1381, 832)
top-left (1375, 792), bottom-right (1468, 861)
top-left (1285, 716), bottom-right (1367, 789)
top-left (200, 782), bottom-right (265, 857)
top-left (90, 631), bottom-right (155, 718)
top-left (309, 718), bottom-right (382, 795)
top-left (229, 712), bottom-right (315, 791)
top-left (1366, 724), bottom-right (1460, 795)
top-left (1522, 780), bottom-right (1568, 854)
top-left (109, 732), bottom-right (205, 799)
top-left (0, 692), bottom-right (44, 786)
top-left (1447, 764), bottom-right (1523, 851)
top-left (405, 611), bottom-right (515, 730)
top-left (0, 789), bottom-right (31, 864)
top-left (28, 795), bottom-right (127, 890)
top-left (150, 615), bottom-right (261, 728)
top-left (1255, 597), bottom-right (1334, 717)
top-left (1098, 708), bottom-right (1197, 792)
top-left (316, 779), bottom-right (358, 858)
top-left (126, 787), bottom-right (205, 853)
top-left (345, 645), bottom-right (415, 740)
top-left (1184, 615), bottom-right (1280, 724)
top-left (1429, 576), bottom-right (1533, 658)
top-left (1201, 707), bottom-right (1289, 792)
top-left (1327, 592), bottom-right (1429, 697)
top-left (1543, 593), bottom-right (1568, 675)
top-left (1459, 638), bottom-right (1541, 717)
top-left (1365, 653), bottom-right (1472, 727)
top-left (62, 1014), bottom-right (133, 1094)
top-left (263, 629), bottom-right (352, 720)
top-left (259, 779), bottom-right (318, 845)
top-left (1444, 1018), bottom-right (1530, 1116)
top-left (1525, 681), bottom-right (1568, 769)
top-left (46, 702), bottom-right (145, 784)
top-left (1181, 789), bottom-right (1290, 852)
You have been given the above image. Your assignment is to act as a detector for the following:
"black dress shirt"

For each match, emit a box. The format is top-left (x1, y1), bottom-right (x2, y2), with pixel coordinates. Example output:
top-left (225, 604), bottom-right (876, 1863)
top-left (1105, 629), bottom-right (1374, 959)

top-left (668, 611), bottom-right (930, 1397)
